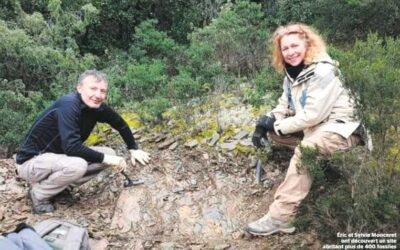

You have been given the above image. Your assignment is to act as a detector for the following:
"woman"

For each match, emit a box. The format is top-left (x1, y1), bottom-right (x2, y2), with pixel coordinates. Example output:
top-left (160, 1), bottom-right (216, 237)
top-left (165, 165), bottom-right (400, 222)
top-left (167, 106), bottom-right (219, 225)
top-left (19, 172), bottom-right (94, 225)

top-left (247, 23), bottom-right (363, 236)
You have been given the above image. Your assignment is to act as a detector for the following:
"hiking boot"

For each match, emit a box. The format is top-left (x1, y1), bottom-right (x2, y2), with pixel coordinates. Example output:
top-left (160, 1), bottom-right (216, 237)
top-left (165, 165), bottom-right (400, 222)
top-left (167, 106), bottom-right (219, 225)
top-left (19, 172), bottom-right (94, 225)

top-left (28, 188), bottom-right (55, 214)
top-left (246, 213), bottom-right (295, 236)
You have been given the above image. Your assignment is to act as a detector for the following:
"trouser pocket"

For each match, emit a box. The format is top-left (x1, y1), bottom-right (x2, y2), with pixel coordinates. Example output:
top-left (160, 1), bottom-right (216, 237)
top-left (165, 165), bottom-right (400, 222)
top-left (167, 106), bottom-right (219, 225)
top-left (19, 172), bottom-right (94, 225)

top-left (17, 156), bottom-right (53, 183)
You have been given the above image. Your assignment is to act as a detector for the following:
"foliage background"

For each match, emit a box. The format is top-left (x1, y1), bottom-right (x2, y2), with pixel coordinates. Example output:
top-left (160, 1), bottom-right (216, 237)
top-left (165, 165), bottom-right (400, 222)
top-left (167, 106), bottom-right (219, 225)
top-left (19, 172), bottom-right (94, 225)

top-left (1, 0), bottom-right (399, 242)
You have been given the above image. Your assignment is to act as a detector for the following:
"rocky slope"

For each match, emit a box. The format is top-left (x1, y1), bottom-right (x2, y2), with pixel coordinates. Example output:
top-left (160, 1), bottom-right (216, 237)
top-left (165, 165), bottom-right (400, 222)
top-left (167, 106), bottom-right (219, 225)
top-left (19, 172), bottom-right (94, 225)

top-left (0, 95), bottom-right (321, 249)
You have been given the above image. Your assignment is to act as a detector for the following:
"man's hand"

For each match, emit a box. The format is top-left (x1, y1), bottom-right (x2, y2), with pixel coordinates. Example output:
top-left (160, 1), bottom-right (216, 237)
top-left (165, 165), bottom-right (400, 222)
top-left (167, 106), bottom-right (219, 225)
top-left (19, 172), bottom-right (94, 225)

top-left (103, 155), bottom-right (127, 172)
top-left (129, 149), bottom-right (150, 166)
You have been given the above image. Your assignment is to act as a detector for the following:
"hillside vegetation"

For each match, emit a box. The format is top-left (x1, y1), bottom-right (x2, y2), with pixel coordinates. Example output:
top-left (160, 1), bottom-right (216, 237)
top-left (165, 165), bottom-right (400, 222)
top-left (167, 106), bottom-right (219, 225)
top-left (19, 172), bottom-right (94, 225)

top-left (0, 0), bottom-right (399, 244)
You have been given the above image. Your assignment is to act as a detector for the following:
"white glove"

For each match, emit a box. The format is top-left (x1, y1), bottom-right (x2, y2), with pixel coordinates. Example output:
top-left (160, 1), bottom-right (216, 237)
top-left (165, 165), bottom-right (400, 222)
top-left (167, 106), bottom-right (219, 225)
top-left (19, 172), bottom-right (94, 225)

top-left (129, 149), bottom-right (150, 166)
top-left (103, 154), bottom-right (127, 172)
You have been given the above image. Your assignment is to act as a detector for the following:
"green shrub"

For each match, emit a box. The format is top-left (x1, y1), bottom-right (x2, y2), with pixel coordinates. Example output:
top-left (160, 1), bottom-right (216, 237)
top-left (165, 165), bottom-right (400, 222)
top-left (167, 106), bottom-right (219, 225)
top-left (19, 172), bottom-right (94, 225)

top-left (123, 60), bottom-right (167, 101)
top-left (0, 20), bottom-right (98, 99)
top-left (336, 34), bottom-right (400, 158)
top-left (168, 71), bottom-right (206, 102)
top-left (130, 19), bottom-right (177, 61)
top-left (297, 147), bottom-right (400, 243)
top-left (182, 41), bottom-right (223, 85)
top-left (295, 34), bottom-right (400, 243)
top-left (188, 0), bottom-right (269, 76)
top-left (265, 0), bottom-right (315, 27)
top-left (126, 97), bottom-right (172, 124)
top-left (20, 11), bottom-right (47, 35)
top-left (103, 65), bottom-right (126, 107)
top-left (0, 89), bottom-right (41, 154)
top-left (314, 0), bottom-right (400, 45)
top-left (245, 64), bottom-right (281, 107)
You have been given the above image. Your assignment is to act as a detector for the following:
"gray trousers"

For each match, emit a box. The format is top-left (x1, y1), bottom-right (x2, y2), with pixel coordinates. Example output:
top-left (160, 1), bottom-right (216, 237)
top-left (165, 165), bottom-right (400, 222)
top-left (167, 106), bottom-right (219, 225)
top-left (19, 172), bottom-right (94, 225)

top-left (16, 147), bottom-right (116, 201)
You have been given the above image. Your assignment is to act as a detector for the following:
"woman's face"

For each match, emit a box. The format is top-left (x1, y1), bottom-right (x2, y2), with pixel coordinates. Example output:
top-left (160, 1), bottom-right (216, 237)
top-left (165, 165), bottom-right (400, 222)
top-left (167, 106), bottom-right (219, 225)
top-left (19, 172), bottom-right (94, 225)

top-left (280, 33), bottom-right (307, 66)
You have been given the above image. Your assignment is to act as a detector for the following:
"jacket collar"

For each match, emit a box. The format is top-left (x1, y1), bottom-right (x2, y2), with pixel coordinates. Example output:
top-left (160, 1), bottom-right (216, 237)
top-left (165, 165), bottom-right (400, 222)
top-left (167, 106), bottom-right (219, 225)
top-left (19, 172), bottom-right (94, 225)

top-left (285, 53), bottom-right (336, 86)
top-left (75, 92), bottom-right (88, 109)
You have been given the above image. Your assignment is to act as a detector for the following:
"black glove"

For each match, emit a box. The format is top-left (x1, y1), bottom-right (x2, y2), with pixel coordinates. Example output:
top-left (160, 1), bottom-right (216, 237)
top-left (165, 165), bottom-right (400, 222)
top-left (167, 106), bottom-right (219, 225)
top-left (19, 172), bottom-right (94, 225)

top-left (252, 115), bottom-right (276, 148)
top-left (256, 115), bottom-right (276, 132)
top-left (252, 125), bottom-right (267, 148)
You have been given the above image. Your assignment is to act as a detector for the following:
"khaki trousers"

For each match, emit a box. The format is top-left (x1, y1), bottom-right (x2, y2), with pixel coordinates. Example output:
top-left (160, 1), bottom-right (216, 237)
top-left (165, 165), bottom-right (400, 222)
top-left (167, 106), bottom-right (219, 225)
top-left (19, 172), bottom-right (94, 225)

top-left (267, 130), bottom-right (360, 222)
top-left (16, 146), bottom-right (115, 201)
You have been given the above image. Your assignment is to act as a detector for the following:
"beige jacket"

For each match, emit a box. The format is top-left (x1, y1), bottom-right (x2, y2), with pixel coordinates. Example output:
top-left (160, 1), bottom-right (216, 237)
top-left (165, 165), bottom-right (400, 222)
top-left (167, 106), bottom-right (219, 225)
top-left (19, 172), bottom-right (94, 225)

top-left (271, 54), bottom-right (360, 138)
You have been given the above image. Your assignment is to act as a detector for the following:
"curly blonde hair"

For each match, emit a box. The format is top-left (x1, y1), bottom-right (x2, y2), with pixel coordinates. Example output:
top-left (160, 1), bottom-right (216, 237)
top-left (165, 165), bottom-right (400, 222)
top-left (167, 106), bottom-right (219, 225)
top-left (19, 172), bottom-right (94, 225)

top-left (271, 23), bottom-right (327, 73)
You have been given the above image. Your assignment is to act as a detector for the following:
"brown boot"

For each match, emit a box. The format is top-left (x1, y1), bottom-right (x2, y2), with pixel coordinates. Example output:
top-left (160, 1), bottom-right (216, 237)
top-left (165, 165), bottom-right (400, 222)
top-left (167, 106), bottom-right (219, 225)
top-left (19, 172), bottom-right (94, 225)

top-left (28, 188), bottom-right (55, 214)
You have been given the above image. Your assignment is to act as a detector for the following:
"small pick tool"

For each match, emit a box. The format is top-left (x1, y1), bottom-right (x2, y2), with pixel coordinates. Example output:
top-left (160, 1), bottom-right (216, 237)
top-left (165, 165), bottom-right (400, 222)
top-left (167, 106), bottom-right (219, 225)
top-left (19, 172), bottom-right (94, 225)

top-left (121, 171), bottom-right (144, 187)
top-left (256, 137), bottom-right (270, 184)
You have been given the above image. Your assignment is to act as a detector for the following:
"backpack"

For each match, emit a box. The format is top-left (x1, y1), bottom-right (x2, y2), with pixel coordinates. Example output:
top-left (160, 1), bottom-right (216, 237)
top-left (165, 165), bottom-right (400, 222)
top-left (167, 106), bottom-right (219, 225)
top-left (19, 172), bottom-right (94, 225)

top-left (33, 219), bottom-right (91, 250)
top-left (0, 223), bottom-right (52, 250)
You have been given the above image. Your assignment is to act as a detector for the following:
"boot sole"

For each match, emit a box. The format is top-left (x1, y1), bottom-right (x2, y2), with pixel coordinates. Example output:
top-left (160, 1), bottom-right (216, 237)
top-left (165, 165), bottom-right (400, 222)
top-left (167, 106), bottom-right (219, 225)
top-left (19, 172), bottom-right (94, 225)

top-left (246, 227), bottom-right (296, 236)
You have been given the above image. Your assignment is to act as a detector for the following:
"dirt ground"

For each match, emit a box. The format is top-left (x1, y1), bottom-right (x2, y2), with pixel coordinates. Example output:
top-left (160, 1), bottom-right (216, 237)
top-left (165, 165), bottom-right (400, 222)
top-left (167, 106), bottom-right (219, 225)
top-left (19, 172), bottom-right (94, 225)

top-left (0, 137), bottom-right (321, 249)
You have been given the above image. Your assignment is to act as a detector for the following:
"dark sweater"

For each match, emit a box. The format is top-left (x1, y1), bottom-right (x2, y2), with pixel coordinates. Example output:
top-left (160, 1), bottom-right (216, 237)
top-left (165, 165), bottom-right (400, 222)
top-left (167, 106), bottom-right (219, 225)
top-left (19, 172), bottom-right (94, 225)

top-left (285, 62), bottom-right (305, 79)
top-left (16, 92), bottom-right (138, 164)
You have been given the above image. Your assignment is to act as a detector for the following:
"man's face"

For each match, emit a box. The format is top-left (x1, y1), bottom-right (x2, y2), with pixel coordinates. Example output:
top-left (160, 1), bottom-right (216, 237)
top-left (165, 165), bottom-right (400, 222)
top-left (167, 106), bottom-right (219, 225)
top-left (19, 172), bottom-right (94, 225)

top-left (77, 75), bottom-right (108, 108)
top-left (280, 33), bottom-right (307, 66)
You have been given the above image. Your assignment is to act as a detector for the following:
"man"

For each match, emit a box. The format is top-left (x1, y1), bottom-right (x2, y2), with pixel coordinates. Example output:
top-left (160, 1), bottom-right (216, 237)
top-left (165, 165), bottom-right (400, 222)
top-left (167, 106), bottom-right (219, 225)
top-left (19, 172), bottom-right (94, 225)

top-left (15, 69), bottom-right (150, 214)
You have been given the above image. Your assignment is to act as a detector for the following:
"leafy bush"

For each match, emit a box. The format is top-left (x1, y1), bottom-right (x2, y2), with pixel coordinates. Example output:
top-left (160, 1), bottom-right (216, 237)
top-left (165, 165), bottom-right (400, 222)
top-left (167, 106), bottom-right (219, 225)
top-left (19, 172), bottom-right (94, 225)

top-left (245, 64), bottom-right (281, 107)
top-left (296, 147), bottom-right (400, 243)
top-left (295, 34), bottom-right (400, 243)
top-left (20, 11), bottom-right (47, 35)
top-left (123, 60), bottom-right (167, 101)
top-left (181, 41), bottom-right (223, 86)
top-left (263, 0), bottom-right (315, 27)
top-left (126, 97), bottom-right (172, 124)
top-left (0, 20), bottom-right (98, 98)
top-left (337, 34), bottom-right (400, 158)
top-left (314, 0), bottom-right (400, 45)
top-left (130, 19), bottom-right (177, 61)
top-left (178, 0), bottom-right (271, 96)
top-left (103, 64), bottom-right (126, 107)
top-left (189, 0), bottom-right (269, 76)
top-left (0, 88), bottom-right (41, 154)
top-left (168, 71), bottom-right (206, 102)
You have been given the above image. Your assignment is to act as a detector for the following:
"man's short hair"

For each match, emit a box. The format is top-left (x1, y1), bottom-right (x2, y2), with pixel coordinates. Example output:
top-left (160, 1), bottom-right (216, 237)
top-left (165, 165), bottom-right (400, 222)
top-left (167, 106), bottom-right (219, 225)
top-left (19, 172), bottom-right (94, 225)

top-left (77, 69), bottom-right (108, 86)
